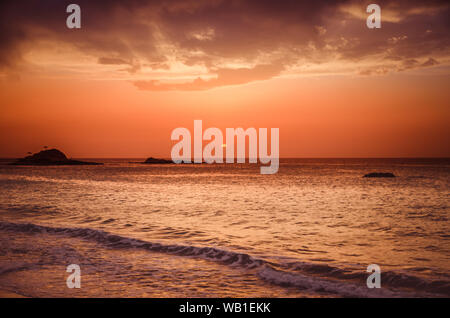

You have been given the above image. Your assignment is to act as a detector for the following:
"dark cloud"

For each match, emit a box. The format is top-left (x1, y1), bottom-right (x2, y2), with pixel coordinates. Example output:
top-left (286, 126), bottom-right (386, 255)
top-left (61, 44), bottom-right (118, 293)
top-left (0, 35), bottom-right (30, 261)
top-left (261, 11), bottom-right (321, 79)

top-left (0, 0), bottom-right (166, 70)
top-left (0, 0), bottom-right (449, 89)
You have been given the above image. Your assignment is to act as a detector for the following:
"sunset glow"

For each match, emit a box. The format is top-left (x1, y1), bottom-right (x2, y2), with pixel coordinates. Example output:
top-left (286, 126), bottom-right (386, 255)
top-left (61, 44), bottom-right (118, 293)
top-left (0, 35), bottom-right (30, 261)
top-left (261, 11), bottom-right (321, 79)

top-left (0, 0), bottom-right (449, 301)
top-left (0, 0), bottom-right (449, 158)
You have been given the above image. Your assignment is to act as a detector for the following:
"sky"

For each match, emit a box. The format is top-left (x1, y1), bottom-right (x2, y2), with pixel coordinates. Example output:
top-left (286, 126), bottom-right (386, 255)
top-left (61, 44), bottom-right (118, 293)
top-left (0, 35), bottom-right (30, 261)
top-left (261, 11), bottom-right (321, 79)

top-left (0, 0), bottom-right (449, 158)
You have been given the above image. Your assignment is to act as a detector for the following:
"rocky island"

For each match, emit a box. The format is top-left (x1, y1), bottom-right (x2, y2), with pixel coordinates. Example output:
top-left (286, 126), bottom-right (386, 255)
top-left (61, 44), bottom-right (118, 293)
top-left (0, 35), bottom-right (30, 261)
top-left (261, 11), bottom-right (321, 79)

top-left (10, 149), bottom-right (102, 166)
top-left (142, 157), bottom-right (174, 164)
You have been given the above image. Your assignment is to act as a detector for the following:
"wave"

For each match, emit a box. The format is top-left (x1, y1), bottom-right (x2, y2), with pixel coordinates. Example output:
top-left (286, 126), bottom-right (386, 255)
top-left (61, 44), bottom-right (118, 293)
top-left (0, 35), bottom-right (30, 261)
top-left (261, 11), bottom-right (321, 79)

top-left (0, 221), bottom-right (448, 297)
top-left (281, 261), bottom-right (450, 296)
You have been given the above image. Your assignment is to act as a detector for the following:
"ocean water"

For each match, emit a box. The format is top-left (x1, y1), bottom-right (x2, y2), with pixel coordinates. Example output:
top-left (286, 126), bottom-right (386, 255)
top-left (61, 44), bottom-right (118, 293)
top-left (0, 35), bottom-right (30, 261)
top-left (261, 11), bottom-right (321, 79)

top-left (0, 158), bottom-right (449, 297)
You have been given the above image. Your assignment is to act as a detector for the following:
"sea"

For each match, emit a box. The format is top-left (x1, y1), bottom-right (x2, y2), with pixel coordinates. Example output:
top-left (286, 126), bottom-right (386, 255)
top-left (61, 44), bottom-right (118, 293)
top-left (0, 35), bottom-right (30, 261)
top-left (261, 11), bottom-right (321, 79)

top-left (0, 158), bottom-right (449, 297)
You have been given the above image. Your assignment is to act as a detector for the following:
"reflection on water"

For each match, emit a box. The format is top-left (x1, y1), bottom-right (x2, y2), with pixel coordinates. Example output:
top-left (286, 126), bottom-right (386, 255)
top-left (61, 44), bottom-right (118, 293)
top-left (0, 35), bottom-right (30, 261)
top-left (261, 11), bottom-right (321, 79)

top-left (0, 159), bottom-right (449, 297)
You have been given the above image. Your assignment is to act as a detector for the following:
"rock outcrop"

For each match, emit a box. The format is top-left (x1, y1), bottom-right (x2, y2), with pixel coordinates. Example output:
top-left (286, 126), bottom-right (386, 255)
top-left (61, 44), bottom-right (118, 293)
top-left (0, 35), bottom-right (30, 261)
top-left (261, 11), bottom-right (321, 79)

top-left (143, 157), bottom-right (173, 164)
top-left (11, 149), bottom-right (102, 166)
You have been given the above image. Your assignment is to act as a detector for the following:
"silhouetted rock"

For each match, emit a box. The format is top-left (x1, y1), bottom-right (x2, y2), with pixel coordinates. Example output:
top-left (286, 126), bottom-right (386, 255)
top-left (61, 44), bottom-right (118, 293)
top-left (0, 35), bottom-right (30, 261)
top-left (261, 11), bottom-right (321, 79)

top-left (363, 172), bottom-right (396, 178)
top-left (11, 149), bottom-right (102, 166)
top-left (143, 157), bottom-right (173, 164)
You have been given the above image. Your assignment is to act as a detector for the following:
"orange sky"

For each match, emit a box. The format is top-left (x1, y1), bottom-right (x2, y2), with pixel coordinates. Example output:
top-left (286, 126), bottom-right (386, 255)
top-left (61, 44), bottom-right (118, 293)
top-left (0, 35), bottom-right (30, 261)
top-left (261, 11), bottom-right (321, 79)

top-left (0, 0), bottom-right (449, 158)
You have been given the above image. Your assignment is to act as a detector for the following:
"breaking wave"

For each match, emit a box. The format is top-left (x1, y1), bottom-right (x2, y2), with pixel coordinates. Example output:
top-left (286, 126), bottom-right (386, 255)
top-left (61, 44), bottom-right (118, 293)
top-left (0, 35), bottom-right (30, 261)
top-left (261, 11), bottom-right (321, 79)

top-left (1, 221), bottom-right (448, 297)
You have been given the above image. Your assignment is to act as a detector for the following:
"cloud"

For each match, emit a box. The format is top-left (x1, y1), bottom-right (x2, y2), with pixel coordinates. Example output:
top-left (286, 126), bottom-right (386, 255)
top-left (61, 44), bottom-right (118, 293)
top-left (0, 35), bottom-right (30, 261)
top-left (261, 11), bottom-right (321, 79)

top-left (358, 56), bottom-right (441, 76)
top-left (0, 0), bottom-right (449, 89)
top-left (98, 57), bottom-right (142, 73)
top-left (98, 57), bottom-right (129, 65)
top-left (421, 57), bottom-right (439, 67)
top-left (134, 63), bottom-right (284, 91)
top-left (358, 67), bottom-right (389, 76)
